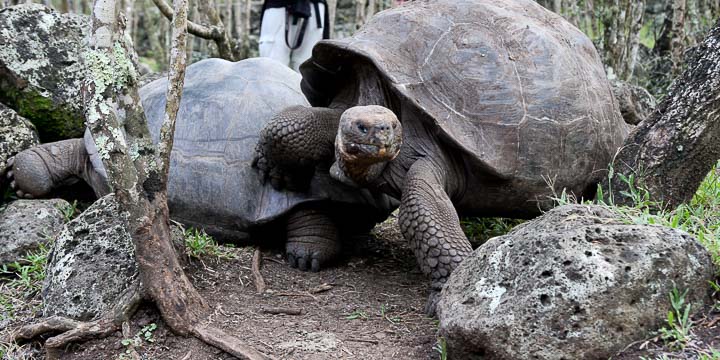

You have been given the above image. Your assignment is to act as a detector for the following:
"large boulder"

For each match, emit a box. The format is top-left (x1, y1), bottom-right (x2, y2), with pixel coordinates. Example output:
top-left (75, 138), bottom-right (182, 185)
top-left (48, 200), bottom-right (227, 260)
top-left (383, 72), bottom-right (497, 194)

top-left (0, 102), bottom-right (39, 169)
top-left (438, 204), bottom-right (714, 360)
top-left (43, 194), bottom-right (138, 321)
top-left (0, 4), bottom-right (87, 141)
top-left (0, 198), bottom-right (68, 264)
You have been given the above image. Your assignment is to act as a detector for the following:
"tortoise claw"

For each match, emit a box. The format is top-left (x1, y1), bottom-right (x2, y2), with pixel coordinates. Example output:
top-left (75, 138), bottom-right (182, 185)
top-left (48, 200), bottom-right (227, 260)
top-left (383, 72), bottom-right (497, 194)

top-left (287, 253), bottom-right (298, 268)
top-left (297, 257), bottom-right (308, 271)
top-left (424, 289), bottom-right (441, 317)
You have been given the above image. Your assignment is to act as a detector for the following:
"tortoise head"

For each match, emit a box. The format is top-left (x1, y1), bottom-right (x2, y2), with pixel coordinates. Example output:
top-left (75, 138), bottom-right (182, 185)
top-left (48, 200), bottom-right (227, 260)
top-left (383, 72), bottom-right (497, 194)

top-left (332, 105), bottom-right (402, 186)
top-left (337, 105), bottom-right (402, 164)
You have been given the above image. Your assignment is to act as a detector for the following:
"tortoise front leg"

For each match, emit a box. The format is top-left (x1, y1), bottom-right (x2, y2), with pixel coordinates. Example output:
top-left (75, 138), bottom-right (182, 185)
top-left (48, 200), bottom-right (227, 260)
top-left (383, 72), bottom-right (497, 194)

top-left (253, 106), bottom-right (343, 191)
top-left (399, 159), bottom-right (473, 315)
top-left (285, 207), bottom-right (340, 272)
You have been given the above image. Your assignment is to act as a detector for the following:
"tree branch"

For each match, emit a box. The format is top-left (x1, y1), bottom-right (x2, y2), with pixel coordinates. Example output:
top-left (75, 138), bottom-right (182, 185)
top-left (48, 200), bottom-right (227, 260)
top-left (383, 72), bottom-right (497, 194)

top-left (158, 0), bottom-right (188, 183)
top-left (151, 0), bottom-right (224, 40)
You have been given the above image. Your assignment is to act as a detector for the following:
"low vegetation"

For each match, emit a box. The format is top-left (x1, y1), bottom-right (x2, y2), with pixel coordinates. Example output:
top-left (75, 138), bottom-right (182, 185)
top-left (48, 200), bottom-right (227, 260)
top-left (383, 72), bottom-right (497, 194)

top-left (183, 227), bottom-right (236, 260)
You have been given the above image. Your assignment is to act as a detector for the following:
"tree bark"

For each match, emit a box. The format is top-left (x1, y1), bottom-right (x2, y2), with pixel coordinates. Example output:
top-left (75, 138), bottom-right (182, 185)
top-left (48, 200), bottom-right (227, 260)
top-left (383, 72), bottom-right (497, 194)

top-left (657, 0), bottom-right (688, 74)
top-left (603, 19), bottom-right (720, 209)
top-left (327, 0), bottom-right (337, 36)
top-left (10, 1), bottom-right (267, 358)
top-left (151, 0), bottom-right (235, 60)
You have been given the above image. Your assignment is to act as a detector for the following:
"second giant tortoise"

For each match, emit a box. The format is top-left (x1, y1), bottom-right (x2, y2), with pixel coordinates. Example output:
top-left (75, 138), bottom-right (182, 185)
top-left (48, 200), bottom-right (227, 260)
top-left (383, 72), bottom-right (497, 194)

top-left (254, 0), bottom-right (630, 312)
top-left (4, 58), bottom-right (396, 271)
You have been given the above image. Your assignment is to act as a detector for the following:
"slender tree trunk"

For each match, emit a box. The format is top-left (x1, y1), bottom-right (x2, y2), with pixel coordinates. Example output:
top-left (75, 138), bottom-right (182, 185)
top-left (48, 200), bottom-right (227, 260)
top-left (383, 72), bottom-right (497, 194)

top-left (619, 0), bottom-right (645, 80)
top-left (12, 1), bottom-right (268, 358)
top-left (657, 0), bottom-right (688, 74)
top-left (327, 0), bottom-right (337, 37)
top-left (355, 0), bottom-right (367, 30)
top-left (603, 19), bottom-right (720, 209)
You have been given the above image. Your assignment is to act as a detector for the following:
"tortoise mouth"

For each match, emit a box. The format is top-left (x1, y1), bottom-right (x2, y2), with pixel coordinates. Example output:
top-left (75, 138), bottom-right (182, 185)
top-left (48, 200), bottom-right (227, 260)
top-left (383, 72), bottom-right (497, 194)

top-left (344, 142), bottom-right (388, 157)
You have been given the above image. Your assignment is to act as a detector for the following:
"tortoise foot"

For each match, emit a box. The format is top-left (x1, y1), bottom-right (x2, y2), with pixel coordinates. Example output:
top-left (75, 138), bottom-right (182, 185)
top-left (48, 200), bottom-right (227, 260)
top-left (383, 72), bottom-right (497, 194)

top-left (424, 283), bottom-right (443, 317)
top-left (285, 240), bottom-right (339, 272)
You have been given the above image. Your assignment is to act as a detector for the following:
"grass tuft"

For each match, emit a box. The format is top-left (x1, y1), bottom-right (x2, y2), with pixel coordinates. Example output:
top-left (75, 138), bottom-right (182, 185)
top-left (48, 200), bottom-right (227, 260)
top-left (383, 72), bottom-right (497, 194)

top-left (183, 228), bottom-right (235, 260)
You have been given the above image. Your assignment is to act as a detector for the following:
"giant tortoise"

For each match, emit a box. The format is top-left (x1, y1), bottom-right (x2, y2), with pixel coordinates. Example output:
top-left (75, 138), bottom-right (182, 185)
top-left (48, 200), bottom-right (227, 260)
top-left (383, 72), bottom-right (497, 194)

top-left (4, 58), bottom-right (396, 271)
top-left (254, 0), bottom-right (630, 311)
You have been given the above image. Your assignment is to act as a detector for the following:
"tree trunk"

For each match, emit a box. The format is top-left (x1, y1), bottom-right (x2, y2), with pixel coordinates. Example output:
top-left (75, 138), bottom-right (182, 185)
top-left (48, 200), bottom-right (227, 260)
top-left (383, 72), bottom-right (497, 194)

top-left (619, 0), bottom-right (645, 80)
top-left (10, 1), bottom-right (267, 358)
top-left (355, 0), bottom-right (366, 30)
top-left (657, 0), bottom-right (688, 74)
top-left (326, 0), bottom-right (337, 37)
top-left (603, 19), bottom-right (720, 209)
top-left (552, 0), bottom-right (561, 13)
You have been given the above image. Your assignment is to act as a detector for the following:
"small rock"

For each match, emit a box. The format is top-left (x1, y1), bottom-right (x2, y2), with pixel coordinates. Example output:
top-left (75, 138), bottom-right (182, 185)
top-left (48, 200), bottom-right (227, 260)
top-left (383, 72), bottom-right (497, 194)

top-left (43, 194), bottom-right (138, 321)
top-left (0, 199), bottom-right (68, 264)
top-left (438, 204), bottom-right (715, 360)
top-left (0, 103), bottom-right (40, 169)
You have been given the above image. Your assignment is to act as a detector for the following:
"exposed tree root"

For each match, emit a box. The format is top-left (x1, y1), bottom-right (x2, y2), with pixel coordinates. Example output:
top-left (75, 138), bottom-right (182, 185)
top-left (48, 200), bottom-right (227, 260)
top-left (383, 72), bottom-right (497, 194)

top-left (252, 247), bottom-right (266, 294)
top-left (192, 324), bottom-right (269, 360)
top-left (10, 284), bottom-right (142, 359)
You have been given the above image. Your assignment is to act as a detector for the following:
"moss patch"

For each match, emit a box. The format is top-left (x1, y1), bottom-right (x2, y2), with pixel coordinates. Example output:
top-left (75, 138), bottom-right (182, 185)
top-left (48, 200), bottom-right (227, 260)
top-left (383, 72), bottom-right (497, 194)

top-left (0, 85), bottom-right (84, 142)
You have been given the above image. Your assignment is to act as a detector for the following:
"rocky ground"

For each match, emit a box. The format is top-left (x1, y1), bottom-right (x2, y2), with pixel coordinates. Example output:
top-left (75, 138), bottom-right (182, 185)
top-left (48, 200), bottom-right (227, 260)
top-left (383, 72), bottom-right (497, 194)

top-left (1, 213), bottom-right (718, 359)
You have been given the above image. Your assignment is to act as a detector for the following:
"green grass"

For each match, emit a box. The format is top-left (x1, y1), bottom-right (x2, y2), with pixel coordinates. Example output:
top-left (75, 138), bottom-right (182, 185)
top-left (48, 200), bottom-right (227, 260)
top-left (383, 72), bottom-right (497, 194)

top-left (57, 200), bottom-right (78, 223)
top-left (593, 162), bottom-right (720, 266)
top-left (658, 288), bottom-right (693, 349)
top-left (345, 309), bottom-right (369, 320)
top-left (0, 243), bottom-right (49, 357)
top-left (183, 228), bottom-right (235, 260)
top-left (434, 336), bottom-right (448, 360)
top-left (461, 217), bottom-right (524, 247)
top-left (0, 243), bottom-right (50, 298)
top-left (119, 323), bottom-right (157, 359)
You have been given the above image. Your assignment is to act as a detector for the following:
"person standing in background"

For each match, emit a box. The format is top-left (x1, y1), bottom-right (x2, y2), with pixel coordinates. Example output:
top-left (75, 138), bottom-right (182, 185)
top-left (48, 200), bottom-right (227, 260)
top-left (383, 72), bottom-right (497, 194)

top-left (259, 0), bottom-right (330, 72)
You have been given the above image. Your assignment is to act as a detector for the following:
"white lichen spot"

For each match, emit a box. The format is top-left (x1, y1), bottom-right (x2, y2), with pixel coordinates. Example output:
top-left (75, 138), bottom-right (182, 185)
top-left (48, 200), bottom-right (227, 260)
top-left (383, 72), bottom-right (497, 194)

top-left (38, 13), bottom-right (57, 32)
top-left (473, 278), bottom-right (507, 313)
top-left (94, 134), bottom-right (114, 160)
top-left (110, 127), bottom-right (126, 146)
top-left (93, 26), bottom-right (113, 48)
top-left (129, 143), bottom-right (140, 161)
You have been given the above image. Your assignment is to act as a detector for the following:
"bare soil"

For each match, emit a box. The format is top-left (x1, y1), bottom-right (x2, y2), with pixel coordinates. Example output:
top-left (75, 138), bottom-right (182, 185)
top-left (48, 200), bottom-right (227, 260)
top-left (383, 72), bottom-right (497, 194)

top-left (56, 216), bottom-right (439, 360)
top-left (5, 215), bottom-right (719, 359)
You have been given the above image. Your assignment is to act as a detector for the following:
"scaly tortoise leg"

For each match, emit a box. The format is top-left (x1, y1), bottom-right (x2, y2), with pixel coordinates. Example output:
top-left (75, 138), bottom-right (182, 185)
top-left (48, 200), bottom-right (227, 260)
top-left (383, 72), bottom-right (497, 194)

top-left (285, 207), bottom-right (340, 272)
top-left (4, 138), bottom-right (110, 199)
top-left (399, 158), bottom-right (473, 315)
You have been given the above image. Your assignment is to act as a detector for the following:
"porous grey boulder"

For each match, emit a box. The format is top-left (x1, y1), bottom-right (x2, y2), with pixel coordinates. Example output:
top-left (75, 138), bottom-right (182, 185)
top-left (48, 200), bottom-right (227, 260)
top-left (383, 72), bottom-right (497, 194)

top-left (0, 102), bottom-right (40, 169)
top-left (612, 81), bottom-right (658, 125)
top-left (438, 204), bottom-right (714, 360)
top-left (0, 199), bottom-right (68, 264)
top-left (43, 194), bottom-right (138, 321)
top-left (0, 4), bottom-right (87, 141)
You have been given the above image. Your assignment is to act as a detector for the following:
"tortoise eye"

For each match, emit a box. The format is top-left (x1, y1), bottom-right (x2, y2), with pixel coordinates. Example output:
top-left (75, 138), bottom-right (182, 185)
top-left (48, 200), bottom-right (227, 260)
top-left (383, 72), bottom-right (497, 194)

top-left (357, 123), bottom-right (368, 134)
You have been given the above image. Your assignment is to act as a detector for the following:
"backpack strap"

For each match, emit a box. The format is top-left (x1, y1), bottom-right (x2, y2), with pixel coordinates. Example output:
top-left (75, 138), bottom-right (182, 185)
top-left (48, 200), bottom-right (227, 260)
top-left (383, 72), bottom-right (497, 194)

top-left (285, 9), bottom-right (309, 50)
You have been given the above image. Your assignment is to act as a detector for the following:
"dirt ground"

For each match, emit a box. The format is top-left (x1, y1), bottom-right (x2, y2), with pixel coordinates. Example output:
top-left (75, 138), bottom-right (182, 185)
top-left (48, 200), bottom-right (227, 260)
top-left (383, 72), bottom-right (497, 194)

top-left (51, 216), bottom-right (439, 360)
top-left (5, 215), bottom-right (719, 359)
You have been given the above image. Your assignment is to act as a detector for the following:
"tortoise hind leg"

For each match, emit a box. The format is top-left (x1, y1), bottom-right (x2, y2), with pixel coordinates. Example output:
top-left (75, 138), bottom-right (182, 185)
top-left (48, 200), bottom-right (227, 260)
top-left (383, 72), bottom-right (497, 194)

top-left (4, 138), bottom-right (109, 199)
top-left (286, 207), bottom-right (340, 272)
top-left (399, 158), bottom-right (473, 316)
